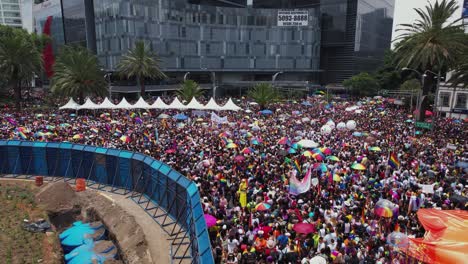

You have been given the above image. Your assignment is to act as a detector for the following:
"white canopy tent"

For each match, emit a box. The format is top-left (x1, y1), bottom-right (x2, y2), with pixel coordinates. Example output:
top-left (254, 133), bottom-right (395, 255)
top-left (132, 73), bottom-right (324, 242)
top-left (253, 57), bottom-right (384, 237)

top-left (95, 97), bottom-right (117, 109)
top-left (77, 98), bottom-right (99, 110)
top-left (221, 98), bottom-right (241, 111)
top-left (60, 97), bottom-right (244, 111)
top-left (115, 97), bottom-right (134, 109)
top-left (151, 97), bottom-right (169, 109)
top-left (59, 98), bottom-right (80, 110)
top-left (166, 97), bottom-right (188, 109)
top-left (133, 97), bottom-right (151, 109)
top-left (204, 97), bottom-right (223, 111)
top-left (185, 98), bottom-right (205, 110)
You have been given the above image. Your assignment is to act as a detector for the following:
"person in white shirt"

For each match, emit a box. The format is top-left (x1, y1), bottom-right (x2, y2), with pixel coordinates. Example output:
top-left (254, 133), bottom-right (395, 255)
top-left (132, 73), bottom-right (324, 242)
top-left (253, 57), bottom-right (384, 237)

top-left (227, 235), bottom-right (239, 254)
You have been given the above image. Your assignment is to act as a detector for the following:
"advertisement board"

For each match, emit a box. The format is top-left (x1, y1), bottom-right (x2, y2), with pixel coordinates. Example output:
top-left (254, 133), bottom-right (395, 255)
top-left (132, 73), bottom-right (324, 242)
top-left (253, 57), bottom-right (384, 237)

top-left (463, 0), bottom-right (468, 18)
top-left (278, 10), bottom-right (309, 26)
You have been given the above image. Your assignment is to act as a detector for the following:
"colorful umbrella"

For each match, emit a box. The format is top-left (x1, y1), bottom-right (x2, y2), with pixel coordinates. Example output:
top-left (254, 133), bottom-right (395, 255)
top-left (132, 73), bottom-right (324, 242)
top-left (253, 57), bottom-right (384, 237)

top-left (386, 232), bottom-right (409, 248)
top-left (303, 150), bottom-right (313, 157)
top-left (333, 174), bottom-right (341, 182)
top-left (287, 148), bottom-right (297, 154)
top-left (73, 134), bottom-right (84, 140)
top-left (374, 199), bottom-right (395, 218)
top-left (241, 147), bottom-right (254, 154)
top-left (312, 153), bottom-right (325, 161)
top-left (226, 143), bottom-right (238, 149)
top-left (320, 147), bottom-right (332, 155)
top-left (255, 202), bottom-right (271, 211)
top-left (219, 131), bottom-right (230, 138)
top-left (369, 146), bottom-right (381, 152)
top-left (314, 163), bottom-right (328, 173)
top-left (351, 163), bottom-right (366, 170)
top-left (120, 135), bottom-right (131, 143)
top-left (278, 137), bottom-right (289, 145)
top-left (291, 143), bottom-right (300, 149)
top-left (204, 214), bottom-right (217, 228)
top-left (250, 138), bottom-right (260, 145)
top-left (327, 156), bottom-right (340, 162)
top-left (234, 155), bottom-right (245, 162)
top-left (292, 223), bottom-right (316, 234)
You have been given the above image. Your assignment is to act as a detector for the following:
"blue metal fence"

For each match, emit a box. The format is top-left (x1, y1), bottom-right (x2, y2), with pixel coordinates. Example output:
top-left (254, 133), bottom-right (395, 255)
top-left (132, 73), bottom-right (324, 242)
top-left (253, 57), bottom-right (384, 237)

top-left (0, 140), bottom-right (214, 264)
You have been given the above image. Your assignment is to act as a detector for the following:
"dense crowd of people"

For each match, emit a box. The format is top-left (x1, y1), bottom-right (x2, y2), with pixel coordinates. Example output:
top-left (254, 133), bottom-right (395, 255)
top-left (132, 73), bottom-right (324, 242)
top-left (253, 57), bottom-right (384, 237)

top-left (1, 95), bottom-right (467, 263)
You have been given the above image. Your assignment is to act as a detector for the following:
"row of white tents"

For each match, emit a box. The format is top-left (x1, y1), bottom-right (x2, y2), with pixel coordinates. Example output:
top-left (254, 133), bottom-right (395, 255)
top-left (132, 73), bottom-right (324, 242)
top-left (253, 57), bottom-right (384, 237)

top-left (59, 97), bottom-right (242, 111)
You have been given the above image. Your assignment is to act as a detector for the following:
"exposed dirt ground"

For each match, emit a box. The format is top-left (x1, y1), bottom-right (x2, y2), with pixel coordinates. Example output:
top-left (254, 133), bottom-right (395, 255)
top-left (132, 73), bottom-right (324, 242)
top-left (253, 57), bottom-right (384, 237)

top-left (36, 181), bottom-right (172, 264)
top-left (0, 179), bottom-right (62, 264)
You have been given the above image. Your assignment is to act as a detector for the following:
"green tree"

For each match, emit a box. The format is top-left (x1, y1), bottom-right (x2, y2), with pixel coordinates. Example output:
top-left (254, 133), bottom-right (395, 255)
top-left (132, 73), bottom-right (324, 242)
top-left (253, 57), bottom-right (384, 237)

top-left (50, 45), bottom-right (107, 104)
top-left (400, 79), bottom-right (422, 91)
top-left (117, 41), bottom-right (166, 97)
top-left (449, 53), bottom-right (468, 88)
top-left (176, 80), bottom-right (204, 102)
top-left (247, 83), bottom-right (279, 109)
top-left (374, 50), bottom-right (403, 91)
top-left (393, 0), bottom-right (468, 118)
top-left (342, 72), bottom-right (380, 97)
top-left (0, 25), bottom-right (44, 110)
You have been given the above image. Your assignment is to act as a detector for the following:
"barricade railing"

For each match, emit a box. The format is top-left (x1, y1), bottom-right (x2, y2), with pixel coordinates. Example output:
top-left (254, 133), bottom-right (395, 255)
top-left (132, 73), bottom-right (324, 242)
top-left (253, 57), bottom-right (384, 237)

top-left (0, 140), bottom-right (214, 264)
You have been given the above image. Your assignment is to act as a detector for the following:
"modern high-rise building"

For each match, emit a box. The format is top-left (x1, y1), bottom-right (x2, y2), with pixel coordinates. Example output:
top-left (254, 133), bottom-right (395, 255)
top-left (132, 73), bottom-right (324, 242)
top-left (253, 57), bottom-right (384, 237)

top-left (0, 0), bottom-right (22, 28)
top-left (32, 0), bottom-right (395, 93)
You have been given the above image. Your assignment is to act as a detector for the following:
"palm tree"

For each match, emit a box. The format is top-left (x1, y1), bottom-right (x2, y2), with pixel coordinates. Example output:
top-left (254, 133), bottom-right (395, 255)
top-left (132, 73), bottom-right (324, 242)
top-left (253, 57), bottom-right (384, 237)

top-left (449, 54), bottom-right (468, 88)
top-left (176, 80), bottom-right (204, 102)
top-left (117, 41), bottom-right (166, 97)
top-left (0, 25), bottom-right (44, 110)
top-left (247, 83), bottom-right (279, 110)
top-left (393, 0), bottom-right (468, 119)
top-left (50, 45), bottom-right (107, 104)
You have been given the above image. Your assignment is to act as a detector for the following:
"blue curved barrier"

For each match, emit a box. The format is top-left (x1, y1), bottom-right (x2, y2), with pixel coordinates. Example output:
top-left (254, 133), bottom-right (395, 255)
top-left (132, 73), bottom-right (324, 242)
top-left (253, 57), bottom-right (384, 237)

top-left (0, 140), bottom-right (214, 264)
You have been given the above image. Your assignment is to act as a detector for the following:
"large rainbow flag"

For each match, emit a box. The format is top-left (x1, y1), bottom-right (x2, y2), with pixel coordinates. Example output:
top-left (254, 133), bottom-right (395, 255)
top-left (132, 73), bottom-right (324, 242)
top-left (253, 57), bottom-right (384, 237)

top-left (388, 152), bottom-right (400, 168)
top-left (289, 166), bottom-right (312, 195)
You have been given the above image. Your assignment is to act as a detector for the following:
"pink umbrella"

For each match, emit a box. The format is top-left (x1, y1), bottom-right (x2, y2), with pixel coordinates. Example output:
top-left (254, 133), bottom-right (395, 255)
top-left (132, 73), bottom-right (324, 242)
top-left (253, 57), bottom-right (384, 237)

top-left (293, 223), bottom-right (316, 234)
top-left (234, 155), bottom-right (245, 162)
top-left (204, 214), bottom-right (217, 228)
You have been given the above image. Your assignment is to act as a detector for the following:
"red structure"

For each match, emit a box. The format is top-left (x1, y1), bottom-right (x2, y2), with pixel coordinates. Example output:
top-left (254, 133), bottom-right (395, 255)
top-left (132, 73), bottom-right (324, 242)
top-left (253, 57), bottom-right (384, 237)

top-left (42, 16), bottom-right (55, 79)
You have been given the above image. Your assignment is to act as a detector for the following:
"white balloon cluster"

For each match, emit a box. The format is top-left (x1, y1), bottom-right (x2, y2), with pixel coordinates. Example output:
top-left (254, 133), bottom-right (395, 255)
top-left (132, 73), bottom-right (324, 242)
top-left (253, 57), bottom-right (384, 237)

top-left (320, 120), bottom-right (357, 135)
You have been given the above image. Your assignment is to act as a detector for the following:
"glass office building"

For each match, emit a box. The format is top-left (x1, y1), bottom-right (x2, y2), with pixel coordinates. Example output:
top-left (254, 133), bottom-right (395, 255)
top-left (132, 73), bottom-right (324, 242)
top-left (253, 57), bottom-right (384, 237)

top-left (93, 0), bottom-right (322, 85)
top-left (0, 0), bottom-right (22, 28)
top-left (33, 0), bottom-right (394, 88)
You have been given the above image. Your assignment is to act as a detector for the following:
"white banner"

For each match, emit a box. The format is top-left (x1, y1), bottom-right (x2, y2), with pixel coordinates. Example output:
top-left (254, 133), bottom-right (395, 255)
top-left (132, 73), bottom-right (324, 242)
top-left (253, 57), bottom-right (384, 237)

top-left (278, 10), bottom-right (309, 26)
top-left (211, 112), bottom-right (228, 124)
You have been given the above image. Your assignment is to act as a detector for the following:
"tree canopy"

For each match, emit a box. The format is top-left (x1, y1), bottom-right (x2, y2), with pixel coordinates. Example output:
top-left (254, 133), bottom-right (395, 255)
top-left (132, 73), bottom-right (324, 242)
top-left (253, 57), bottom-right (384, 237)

top-left (0, 25), bottom-right (45, 110)
top-left (117, 41), bottom-right (166, 97)
top-left (247, 83), bottom-right (279, 109)
top-left (342, 72), bottom-right (380, 96)
top-left (176, 80), bottom-right (204, 102)
top-left (50, 45), bottom-right (107, 104)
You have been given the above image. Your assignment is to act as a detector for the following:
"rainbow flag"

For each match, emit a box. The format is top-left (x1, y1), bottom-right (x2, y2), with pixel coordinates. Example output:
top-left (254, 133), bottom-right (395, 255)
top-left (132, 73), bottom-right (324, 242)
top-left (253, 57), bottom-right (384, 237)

top-left (18, 131), bottom-right (27, 139)
top-left (130, 112), bottom-right (137, 118)
top-left (289, 165), bottom-right (311, 195)
top-left (143, 131), bottom-right (150, 141)
top-left (388, 152), bottom-right (400, 169)
top-left (411, 160), bottom-right (420, 173)
top-left (293, 159), bottom-right (301, 174)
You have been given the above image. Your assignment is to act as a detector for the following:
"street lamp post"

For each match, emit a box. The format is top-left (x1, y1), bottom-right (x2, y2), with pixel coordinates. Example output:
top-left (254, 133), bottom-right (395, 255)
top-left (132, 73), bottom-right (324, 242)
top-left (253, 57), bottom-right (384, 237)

top-left (272, 71), bottom-right (283, 86)
top-left (183, 72), bottom-right (190, 81)
top-left (402, 68), bottom-right (425, 120)
top-left (104, 73), bottom-right (112, 99)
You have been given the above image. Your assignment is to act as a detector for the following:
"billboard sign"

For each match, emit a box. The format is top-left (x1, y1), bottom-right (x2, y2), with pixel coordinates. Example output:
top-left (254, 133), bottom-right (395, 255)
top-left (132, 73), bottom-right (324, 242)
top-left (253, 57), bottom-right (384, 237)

top-left (463, 0), bottom-right (468, 18)
top-left (278, 10), bottom-right (309, 26)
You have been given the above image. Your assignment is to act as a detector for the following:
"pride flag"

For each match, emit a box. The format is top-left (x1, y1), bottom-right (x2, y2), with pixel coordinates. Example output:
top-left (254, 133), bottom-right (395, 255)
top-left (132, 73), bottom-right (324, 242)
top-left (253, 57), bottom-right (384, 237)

top-left (143, 131), bottom-right (150, 141)
top-left (293, 159), bottom-right (302, 174)
top-left (289, 166), bottom-right (311, 195)
top-left (18, 131), bottom-right (27, 139)
top-left (388, 152), bottom-right (400, 169)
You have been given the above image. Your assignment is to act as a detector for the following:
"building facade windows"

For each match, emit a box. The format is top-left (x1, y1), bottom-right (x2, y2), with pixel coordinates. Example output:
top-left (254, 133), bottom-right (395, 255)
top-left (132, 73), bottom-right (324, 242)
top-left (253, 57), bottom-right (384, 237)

top-left (440, 92), bottom-right (450, 107)
top-left (455, 93), bottom-right (467, 109)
